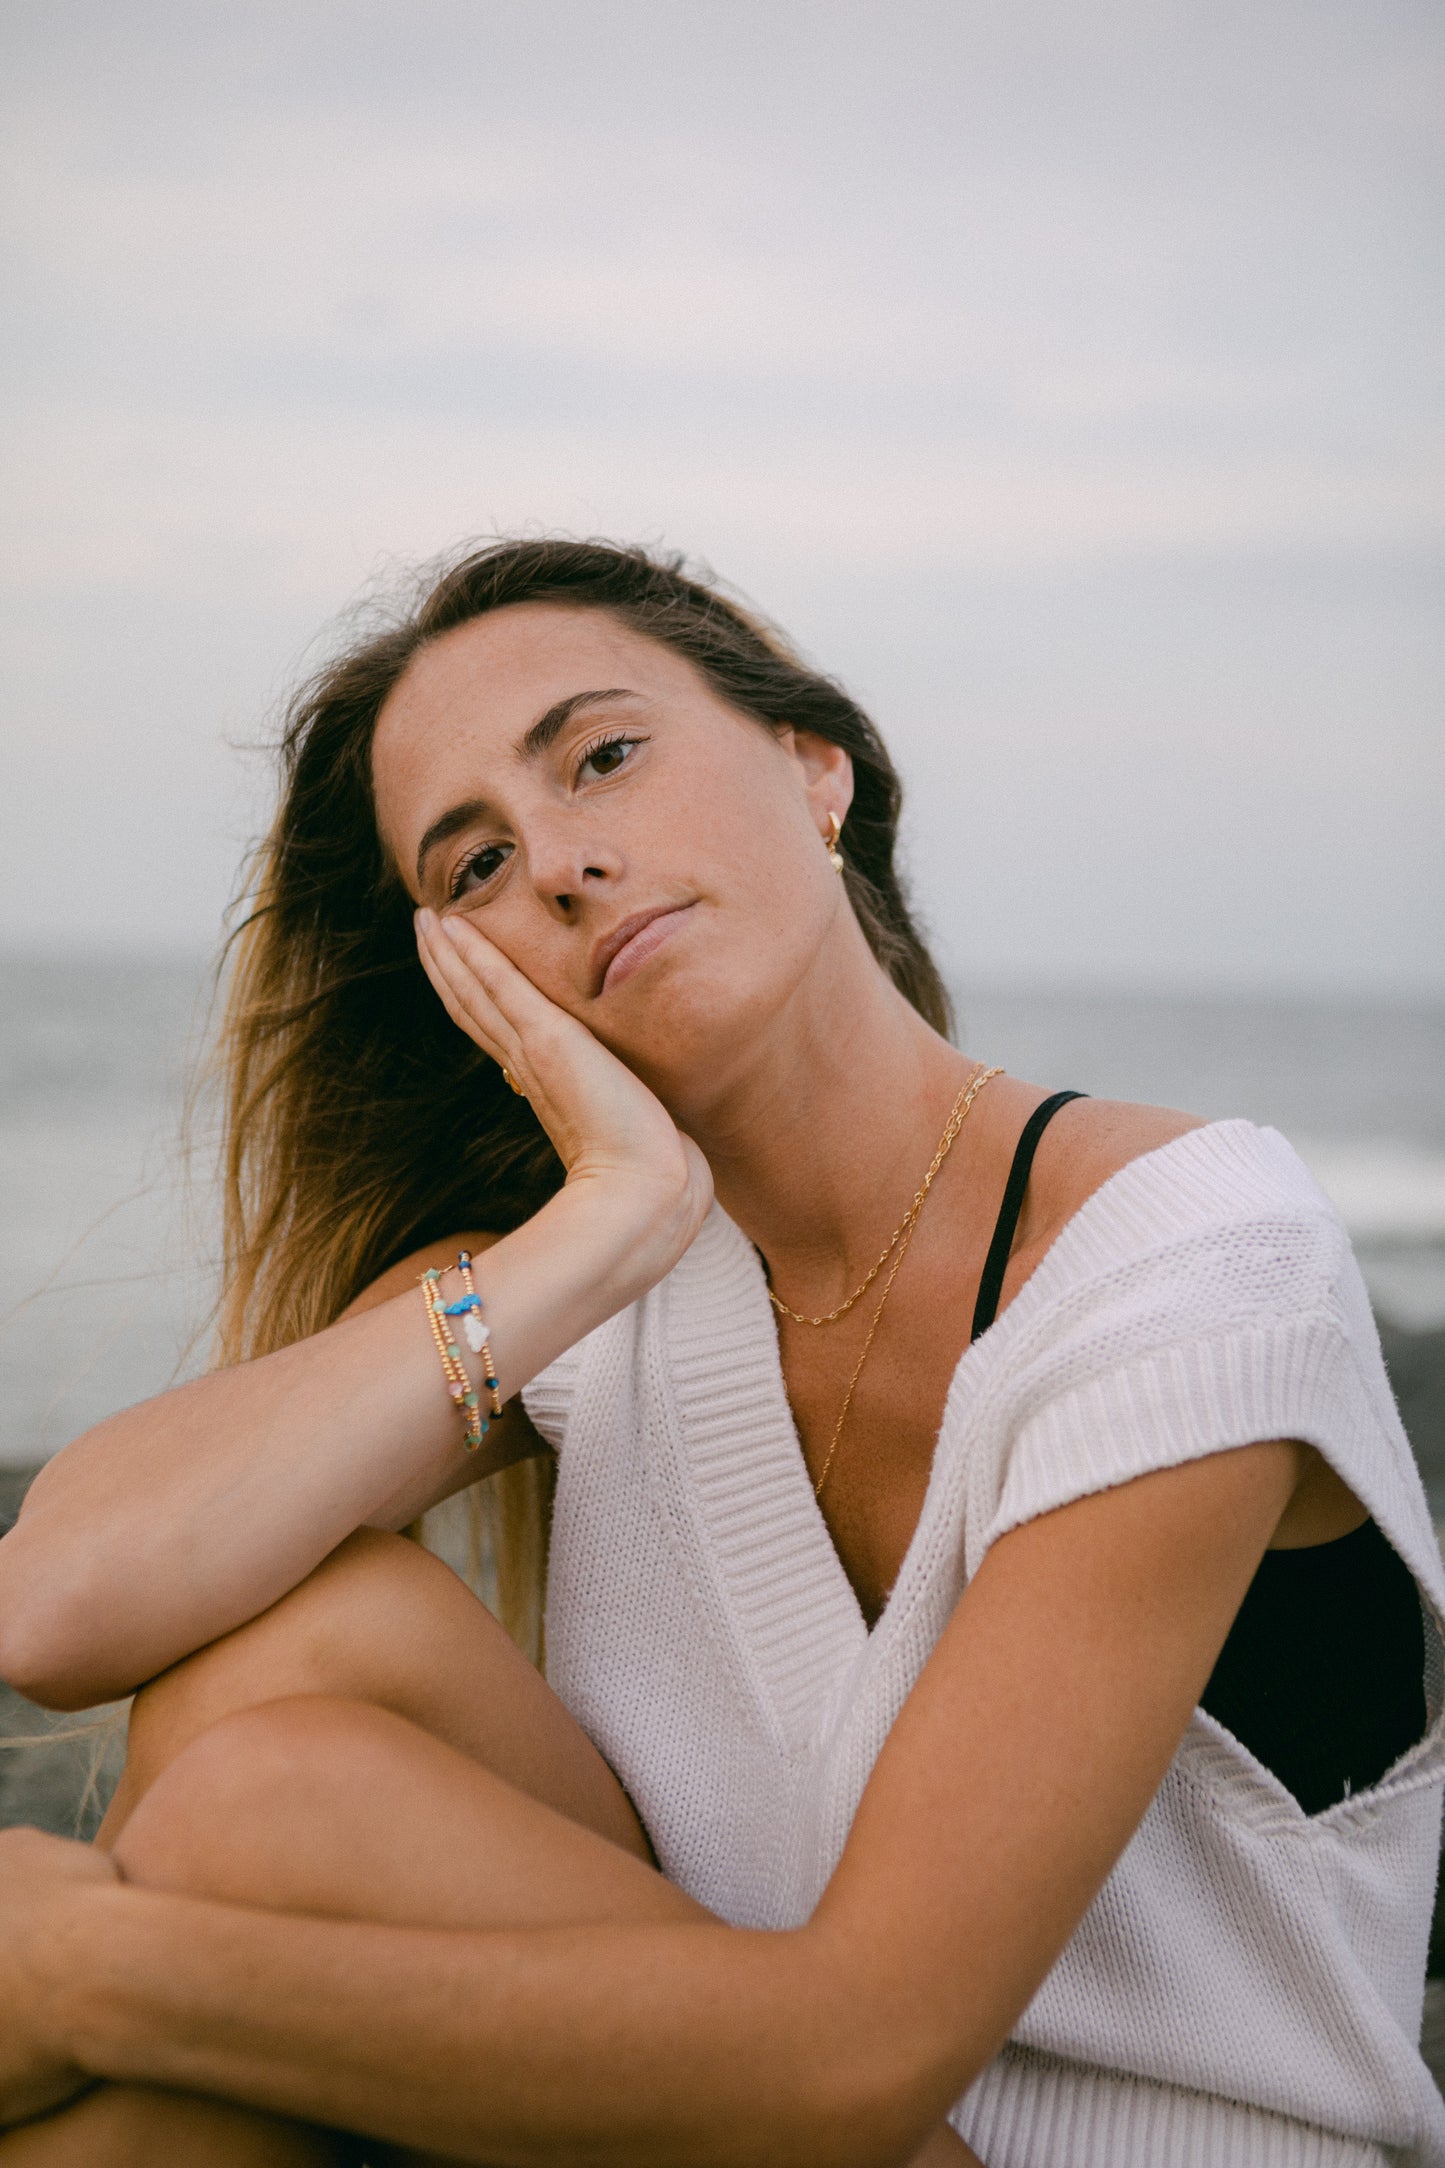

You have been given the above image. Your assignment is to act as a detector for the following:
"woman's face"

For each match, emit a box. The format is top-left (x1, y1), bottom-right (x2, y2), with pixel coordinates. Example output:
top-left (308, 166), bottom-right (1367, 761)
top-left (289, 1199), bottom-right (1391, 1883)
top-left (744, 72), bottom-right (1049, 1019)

top-left (371, 602), bottom-right (855, 1097)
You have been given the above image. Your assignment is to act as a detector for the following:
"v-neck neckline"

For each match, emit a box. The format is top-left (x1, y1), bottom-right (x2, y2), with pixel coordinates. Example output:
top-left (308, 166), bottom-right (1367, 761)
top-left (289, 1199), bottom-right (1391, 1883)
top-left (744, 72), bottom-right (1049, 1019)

top-left (724, 1203), bottom-right (1034, 1644)
top-left (658, 1121), bottom-right (1256, 1752)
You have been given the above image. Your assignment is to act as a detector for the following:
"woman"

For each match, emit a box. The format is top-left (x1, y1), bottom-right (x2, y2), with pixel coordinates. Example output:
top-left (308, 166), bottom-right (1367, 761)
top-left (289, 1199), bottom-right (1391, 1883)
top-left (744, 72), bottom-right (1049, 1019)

top-left (0, 539), bottom-right (1438, 2166)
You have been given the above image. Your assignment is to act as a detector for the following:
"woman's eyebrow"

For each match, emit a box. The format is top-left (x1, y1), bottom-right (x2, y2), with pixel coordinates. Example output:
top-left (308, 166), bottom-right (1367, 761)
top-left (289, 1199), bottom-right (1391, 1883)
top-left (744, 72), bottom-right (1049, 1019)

top-left (414, 690), bottom-right (643, 885)
top-left (415, 797), bottom-right (492, 888)
top-left (517, 686), bottom-right (639, 762)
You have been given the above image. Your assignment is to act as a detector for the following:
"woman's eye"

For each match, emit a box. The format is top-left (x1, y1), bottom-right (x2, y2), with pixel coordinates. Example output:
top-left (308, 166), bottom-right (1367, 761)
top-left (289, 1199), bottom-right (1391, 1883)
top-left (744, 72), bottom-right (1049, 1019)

top-left (577, 734), bottom-right (640, 783)
top-left (448, 843), bottom-right (510, 900)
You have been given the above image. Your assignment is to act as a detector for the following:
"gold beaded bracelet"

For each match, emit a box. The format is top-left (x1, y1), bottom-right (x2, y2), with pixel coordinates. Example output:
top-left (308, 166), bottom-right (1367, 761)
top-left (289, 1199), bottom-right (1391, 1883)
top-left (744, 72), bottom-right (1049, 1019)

top-left (451, 1250), bottom-right (503, 1420)
top-left (420, 1257), bottom-right (495, 1452)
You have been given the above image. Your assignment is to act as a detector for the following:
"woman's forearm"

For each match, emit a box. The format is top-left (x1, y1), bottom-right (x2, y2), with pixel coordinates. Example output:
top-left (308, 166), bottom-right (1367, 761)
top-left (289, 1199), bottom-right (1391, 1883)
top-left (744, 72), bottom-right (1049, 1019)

top-left (43, 1884), bottom-right (932, 2168)
top-left (0, 1171), bottom-right (690, 1708)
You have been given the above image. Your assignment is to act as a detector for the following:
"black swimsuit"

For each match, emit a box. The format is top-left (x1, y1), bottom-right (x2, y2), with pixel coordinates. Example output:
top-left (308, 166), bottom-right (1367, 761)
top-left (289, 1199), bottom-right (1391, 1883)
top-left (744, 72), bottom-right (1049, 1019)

top-left (971, 1093), bottom-right (1426, 1815)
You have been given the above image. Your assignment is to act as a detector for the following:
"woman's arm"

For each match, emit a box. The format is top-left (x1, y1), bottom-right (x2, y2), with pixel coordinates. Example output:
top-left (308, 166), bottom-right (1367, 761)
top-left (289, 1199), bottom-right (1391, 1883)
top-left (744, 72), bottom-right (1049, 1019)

top-left (0, 914), bottom-right (712, 1709)
top-left (3, 1436), bottom-right (1303, 2165)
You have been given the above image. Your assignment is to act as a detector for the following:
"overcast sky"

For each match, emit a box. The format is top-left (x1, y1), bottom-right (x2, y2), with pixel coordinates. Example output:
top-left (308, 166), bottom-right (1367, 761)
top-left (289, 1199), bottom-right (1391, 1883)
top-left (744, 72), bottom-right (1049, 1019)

top-left (2, 0), bottom-right (1441, 994)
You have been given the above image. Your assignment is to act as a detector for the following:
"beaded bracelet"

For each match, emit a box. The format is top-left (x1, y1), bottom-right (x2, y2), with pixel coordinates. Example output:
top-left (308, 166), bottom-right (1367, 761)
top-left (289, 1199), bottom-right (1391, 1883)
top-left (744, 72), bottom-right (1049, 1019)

top-left (442, 1250), bottom-right (503, 1420)
top-left (420, 1253), bottom-right (499, 1453)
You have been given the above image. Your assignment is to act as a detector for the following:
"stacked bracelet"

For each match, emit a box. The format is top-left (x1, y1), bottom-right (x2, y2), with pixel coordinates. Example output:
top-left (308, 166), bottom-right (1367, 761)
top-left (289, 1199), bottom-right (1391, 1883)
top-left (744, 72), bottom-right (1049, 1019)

top-left (420, 1251), bottom-right (499, 1453)
top-left (442, 1250), bottom-right (503, 1419)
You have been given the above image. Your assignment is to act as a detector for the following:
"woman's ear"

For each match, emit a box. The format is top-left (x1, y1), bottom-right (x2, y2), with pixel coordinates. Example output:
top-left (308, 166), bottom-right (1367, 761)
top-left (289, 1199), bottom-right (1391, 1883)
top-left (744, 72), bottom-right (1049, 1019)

top-left (786, 730), bottom-right (855, 830)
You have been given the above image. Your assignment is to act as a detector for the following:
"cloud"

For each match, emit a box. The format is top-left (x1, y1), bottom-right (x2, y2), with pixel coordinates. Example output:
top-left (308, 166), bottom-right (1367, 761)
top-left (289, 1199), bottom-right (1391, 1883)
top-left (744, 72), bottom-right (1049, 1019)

top-left (0, 0), bottom-right (1441, 987)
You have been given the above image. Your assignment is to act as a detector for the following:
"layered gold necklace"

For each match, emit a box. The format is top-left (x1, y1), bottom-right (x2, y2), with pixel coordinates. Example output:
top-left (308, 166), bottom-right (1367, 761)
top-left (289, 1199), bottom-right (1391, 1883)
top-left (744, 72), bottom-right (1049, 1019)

top-left (767, 1062), bottom-right (1003, 1499)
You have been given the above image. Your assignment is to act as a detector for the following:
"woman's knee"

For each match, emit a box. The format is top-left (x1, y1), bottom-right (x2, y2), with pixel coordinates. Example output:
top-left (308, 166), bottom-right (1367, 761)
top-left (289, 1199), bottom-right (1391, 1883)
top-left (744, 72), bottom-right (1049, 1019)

top-left (106, 1522), bottom-right (646, 1862)
top-left (113, 1694), bottom-right (413, 1909)
top-left (133, 1528), bottom-right (456, 1741)
top-left (104, 1529), bottom-right (484, 1835)
top-left (114, 1692), bottom-right (678, 1934)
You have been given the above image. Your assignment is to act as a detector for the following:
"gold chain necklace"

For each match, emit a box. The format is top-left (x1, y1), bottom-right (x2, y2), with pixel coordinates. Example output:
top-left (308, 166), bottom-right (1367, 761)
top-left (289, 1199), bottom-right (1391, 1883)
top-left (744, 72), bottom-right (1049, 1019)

top-left (768, 1063), bottom-right (1003, 1501)
top-left (767, 1063), bottom-right (1004, 1326)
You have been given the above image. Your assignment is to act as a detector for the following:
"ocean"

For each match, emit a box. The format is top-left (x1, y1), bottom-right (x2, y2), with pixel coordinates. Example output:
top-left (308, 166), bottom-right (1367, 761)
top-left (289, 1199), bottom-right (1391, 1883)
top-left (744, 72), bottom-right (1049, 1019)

top-left (1, 949), bottom-right (1443, 1849)
top-left (2, 950), bottom-right (1443, 1493)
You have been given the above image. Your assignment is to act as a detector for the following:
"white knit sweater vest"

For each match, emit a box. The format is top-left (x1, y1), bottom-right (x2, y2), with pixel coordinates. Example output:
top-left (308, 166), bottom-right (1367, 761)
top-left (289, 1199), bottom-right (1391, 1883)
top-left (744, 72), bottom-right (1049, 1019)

top-left (523, 1123), bottom-right (1445, 2166)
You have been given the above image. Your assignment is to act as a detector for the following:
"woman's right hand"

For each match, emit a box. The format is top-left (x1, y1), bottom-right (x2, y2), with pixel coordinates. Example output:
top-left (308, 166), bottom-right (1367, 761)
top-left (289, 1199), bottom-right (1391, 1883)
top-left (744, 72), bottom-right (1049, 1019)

top-left (416, 908), bottom-right (714, 1283)
top-left (0, 1829), bottom-right (117, 2126)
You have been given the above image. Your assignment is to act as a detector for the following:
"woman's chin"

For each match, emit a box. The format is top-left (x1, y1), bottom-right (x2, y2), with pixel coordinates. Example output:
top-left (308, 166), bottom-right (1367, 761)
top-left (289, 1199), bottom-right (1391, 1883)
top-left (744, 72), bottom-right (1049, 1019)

top-left (592, 929), bottom-right (815, 1107)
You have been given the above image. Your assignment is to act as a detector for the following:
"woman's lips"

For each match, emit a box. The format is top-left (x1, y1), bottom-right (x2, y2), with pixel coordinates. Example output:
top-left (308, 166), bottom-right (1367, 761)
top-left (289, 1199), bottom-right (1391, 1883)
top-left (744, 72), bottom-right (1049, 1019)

top-left (599, 904), bottom-right (696, 993)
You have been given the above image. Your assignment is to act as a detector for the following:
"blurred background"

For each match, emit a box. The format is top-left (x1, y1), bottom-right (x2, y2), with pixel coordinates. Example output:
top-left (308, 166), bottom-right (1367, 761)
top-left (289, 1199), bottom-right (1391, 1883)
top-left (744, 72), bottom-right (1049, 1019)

top-left (1, 0), bottom-right (1442, 1831)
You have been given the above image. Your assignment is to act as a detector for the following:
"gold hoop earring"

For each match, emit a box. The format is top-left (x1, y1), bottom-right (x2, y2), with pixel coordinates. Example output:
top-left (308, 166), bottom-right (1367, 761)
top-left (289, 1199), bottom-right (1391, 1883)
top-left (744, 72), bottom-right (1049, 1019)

top-left (825, 811), bottom-right (845, 873)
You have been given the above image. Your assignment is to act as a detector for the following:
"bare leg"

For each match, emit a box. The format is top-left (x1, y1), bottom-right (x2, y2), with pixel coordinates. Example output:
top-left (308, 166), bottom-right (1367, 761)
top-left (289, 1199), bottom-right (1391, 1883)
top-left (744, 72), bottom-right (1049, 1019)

top-left (5, 1530), bottom-right (660, 2166)
top-left (98, 1527), bottom-right (645, 1860)
top-left (8, 1529), bottom-right (639, 2166)
top-left (114, 1692), bottom-right (703, 1933)
top-left (117, 1695), bottom-right (979, 2166)
top-left (0, 2085), bottom-right (345, 2165)
top-left (8, 1531), bottom-right (979, 2165)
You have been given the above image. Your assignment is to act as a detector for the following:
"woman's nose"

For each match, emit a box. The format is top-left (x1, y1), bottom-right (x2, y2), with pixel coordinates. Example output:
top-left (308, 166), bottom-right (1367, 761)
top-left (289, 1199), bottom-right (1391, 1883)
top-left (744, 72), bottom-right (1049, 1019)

top-left (523, 820), bottom-right (624, 916)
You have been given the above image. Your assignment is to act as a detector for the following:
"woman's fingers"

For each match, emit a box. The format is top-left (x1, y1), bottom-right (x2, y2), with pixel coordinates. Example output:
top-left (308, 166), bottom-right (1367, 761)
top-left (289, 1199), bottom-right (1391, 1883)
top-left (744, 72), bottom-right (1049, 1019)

top-left (413, 911), bottom-right (652, 1174)
top-left (415, 911), bottom-right (579, 1103)
top-left (0, 1829), bottom-right (114, 2125)
top-left (412, 912), bottom-right (713, 1247)
top-left (414, 910), bottom-right (511, 1066)
top-left (415, 912), bottom-right (549, 1092)
top-left (432, 911), bottom-right (572, 1058)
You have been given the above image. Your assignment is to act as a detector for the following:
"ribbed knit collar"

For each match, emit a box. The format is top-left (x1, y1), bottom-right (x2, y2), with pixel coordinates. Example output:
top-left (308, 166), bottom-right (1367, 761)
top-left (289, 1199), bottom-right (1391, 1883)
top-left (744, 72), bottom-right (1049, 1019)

top-left (653, 1121), bottom-right (1307, 1755)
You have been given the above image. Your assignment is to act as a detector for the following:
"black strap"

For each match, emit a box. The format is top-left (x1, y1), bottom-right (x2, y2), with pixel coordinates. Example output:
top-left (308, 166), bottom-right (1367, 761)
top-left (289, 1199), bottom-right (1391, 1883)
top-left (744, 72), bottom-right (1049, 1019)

top-left (970, 1091), bottom-right (1086, 1344)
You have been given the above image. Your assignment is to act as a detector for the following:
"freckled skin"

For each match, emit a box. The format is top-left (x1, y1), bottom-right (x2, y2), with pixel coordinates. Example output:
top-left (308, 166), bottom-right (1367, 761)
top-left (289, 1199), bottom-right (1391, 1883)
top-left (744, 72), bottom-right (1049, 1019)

top-left (371, 601), bottom-right (859, 1120)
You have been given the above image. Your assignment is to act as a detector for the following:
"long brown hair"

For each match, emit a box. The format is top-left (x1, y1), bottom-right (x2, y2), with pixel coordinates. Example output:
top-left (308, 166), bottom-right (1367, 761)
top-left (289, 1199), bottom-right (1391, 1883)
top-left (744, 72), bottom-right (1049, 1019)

top-left (214, 539), bottom-right (952, 1652)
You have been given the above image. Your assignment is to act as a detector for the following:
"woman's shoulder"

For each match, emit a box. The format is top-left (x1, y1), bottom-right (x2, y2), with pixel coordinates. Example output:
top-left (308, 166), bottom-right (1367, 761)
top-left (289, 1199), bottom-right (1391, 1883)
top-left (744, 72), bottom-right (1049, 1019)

top-left (1023, 1093), bottom-right (1207, 1243)
top-left (990, 1097), bottom-right (1363, 1380)
top-left (972, 1104), bottom-right (1419, 1558)
top-left (1021, 1095), bottom-right (1337, 1271)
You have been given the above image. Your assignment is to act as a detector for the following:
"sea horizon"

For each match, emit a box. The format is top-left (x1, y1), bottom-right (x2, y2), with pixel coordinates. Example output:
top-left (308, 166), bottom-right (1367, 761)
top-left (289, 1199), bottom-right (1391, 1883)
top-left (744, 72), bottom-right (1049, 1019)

top-left (3, 947), bottom-right (1442, 1493)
